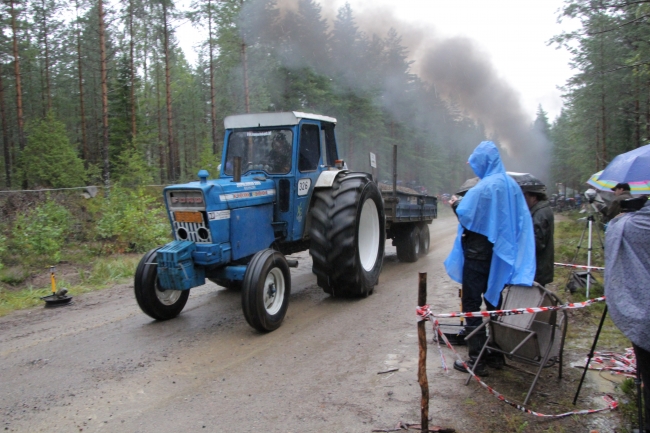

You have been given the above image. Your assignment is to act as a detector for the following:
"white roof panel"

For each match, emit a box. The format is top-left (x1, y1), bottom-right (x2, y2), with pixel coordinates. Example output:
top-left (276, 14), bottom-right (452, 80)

top-left (224, 111), bottom-right (337, 129)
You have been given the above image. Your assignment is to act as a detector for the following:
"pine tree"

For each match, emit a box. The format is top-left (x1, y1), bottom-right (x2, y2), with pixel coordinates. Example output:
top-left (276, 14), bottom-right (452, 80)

top-left (20, 112), bottom-right (86, 188)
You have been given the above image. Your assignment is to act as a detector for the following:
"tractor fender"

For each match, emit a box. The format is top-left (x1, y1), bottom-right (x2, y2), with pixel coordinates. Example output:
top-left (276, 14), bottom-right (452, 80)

top-left (314, 169), bottom-right (344, 188)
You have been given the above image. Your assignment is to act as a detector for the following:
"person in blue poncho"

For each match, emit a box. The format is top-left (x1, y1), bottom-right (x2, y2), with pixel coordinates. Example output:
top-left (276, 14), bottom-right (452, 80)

top-left (445, 141), bottom-right (536, 376)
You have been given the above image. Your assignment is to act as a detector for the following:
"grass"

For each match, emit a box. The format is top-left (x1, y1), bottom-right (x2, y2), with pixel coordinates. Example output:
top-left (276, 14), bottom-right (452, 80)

top-left (617, 377), bottom-right (644, 433)
top-left (0, 255), bottom-right (141, 317)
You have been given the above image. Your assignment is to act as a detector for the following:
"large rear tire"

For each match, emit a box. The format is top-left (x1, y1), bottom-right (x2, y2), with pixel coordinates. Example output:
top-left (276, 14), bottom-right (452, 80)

top-left (241, 249), bottom-right (291, 332)
top-left (395, 224), bottom-right (420, 263)
top-left (309, 172), bottom-right (385, 297)
top-left (134, 247), bottom-right (190, 320)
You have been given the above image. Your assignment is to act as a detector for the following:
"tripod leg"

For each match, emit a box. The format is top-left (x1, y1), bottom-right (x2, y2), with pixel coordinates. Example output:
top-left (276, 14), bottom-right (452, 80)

top-left (586, 219), bottom-right (593, 298)
top-left (566, 220), bottom-right (590, 292)
top-left (570, 221), bottom-right (589, 265)
top-left (573, 305), bottom-right (608, 405)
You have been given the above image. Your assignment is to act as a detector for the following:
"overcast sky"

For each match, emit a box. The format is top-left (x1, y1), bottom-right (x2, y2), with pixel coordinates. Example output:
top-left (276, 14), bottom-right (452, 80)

top-left (178, 0), bottom-right (577, 122)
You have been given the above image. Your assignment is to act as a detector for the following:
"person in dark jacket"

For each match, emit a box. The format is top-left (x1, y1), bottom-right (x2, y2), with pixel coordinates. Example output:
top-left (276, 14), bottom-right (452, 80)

top-left (521, 185), bottom-right (555, 286)
top-left (601, 182), bottom-right (633, 223)
top-left (267, 132), bottom-right (292, 173)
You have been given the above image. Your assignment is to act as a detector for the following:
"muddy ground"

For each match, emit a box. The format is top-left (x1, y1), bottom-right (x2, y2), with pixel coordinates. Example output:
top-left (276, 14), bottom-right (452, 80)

top-left (0, 213), bottom-right (625, 432)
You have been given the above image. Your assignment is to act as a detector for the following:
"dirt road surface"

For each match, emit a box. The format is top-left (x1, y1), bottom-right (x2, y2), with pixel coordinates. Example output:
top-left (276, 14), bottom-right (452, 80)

top-left (0, 214), bottom-right (616, 433)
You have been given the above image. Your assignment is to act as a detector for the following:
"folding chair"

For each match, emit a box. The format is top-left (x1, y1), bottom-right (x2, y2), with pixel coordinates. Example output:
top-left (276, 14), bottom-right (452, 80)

top-left (464, 283), bottom-right (567, 405)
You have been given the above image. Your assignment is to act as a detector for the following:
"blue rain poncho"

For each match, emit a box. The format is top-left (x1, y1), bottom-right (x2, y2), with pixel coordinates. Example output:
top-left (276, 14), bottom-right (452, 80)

top-left (444, 141), bottom-right (536, 306)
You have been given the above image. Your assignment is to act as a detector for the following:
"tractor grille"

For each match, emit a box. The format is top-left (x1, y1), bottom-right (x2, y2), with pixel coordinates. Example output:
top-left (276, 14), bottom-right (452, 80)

top-left (173, 220), bottom-right (213, 244)
top-left (167, 190), bottom-right (211, 244)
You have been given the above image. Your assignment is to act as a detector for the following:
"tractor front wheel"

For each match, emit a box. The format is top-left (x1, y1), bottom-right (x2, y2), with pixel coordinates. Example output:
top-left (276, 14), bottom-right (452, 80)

top-left (134, 247), bottom-right (190, 320)
top-left (241, 249), bottom-right (291, 332)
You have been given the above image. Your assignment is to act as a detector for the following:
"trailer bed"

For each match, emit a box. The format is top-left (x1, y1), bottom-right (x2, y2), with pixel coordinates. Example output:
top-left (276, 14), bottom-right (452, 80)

top-left (382, 190), bottom-right (437, 223)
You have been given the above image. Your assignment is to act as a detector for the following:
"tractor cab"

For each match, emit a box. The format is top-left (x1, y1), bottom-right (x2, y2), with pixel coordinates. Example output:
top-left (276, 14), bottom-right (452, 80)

top-left (220, 112), bottom-right (341, 244)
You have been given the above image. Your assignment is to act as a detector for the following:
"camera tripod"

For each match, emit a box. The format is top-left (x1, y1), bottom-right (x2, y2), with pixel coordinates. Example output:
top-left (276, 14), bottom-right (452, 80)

top-left (566, 207), bottom-right (604, 298)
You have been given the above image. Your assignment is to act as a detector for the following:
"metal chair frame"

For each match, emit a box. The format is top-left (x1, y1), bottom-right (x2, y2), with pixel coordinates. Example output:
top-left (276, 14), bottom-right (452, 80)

top-left (463, 283), bottom-right (568, 405)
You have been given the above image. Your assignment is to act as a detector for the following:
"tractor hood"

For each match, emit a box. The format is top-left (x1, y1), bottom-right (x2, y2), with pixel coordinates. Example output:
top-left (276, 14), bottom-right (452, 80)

top-left (213, 177), bottom-right (277, 209)
top-left (164, 175), bottom-right (276, 211)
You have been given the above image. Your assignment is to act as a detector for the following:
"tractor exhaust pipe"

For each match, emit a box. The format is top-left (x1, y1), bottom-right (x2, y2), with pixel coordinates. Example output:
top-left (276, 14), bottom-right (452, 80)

top-left (233, 156), bottom-right (242, 182)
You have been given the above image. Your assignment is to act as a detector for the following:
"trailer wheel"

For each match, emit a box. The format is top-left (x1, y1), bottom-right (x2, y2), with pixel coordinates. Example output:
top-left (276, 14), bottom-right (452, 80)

top-left (419, 223), bottom-right (430, 256)
top-left (396, 225), bottom-right (420, 263)
top-left (309, 172), bottom-right (385, 297)
top-left (134, 247), bottom-right (190, 320)
top-left (241, 249), bottom-right (291, 332)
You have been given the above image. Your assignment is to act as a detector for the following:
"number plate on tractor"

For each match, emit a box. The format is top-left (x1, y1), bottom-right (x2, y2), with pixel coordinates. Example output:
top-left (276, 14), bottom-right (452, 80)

top-left (175, 211), bottom-right (203, 223)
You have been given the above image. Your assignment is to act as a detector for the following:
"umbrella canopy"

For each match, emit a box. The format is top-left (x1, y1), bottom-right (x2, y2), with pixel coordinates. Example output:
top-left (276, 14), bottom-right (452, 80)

top-left (600, 143), bottom-right (650, 184)
top-left (456, 177), bottom-right (479, 196)
top-left (456, 172), bottom-right (545, 196)
top-left (586, 170), bottom-right (617, 191)
top-left (588, 144), bottom-right (650, 195)
top-left (507, 172), bottom-right (546, 192)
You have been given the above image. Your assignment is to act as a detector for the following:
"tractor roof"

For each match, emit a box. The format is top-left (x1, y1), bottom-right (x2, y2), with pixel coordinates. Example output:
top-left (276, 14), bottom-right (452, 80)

top-left (224, 111), bottom-right (337, 129)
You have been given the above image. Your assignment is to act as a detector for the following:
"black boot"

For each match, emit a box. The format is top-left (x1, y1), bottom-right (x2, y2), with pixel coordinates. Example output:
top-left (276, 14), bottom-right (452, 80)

top-left (453, 327), bottom-right (488, 376)
top-left (485, 349), bottom-right (505, 369)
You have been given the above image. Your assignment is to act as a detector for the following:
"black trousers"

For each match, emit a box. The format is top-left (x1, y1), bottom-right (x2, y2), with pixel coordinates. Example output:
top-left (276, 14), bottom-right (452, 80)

top-left (462, 257), bottom-right (499, 329)
top-left (633, 343), bottom-right (650, 432)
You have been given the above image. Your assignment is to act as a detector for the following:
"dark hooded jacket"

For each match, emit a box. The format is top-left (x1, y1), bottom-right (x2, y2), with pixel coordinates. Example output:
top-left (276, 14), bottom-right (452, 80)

top-left (530, 200), bottom-right (554, 285)
top-left (601, 191), bottom-right (633, 222)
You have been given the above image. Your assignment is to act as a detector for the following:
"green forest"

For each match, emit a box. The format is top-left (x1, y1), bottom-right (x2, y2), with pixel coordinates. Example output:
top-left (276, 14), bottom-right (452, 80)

top-left (0, 0), bottom-right (648, 271)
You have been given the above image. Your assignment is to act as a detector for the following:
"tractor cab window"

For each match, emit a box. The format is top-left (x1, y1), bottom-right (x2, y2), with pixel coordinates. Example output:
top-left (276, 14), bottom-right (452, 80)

top-left (322, 122), bottom-right (338, 166)
top-left (298, 124), bottom-right (320, 172)
top-left (224, 129), bottom-right (293, 175)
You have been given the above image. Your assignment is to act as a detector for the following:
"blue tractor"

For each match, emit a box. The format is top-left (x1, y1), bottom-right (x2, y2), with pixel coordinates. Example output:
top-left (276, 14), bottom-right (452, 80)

top-left (134, 112), bottom-right (386, 332)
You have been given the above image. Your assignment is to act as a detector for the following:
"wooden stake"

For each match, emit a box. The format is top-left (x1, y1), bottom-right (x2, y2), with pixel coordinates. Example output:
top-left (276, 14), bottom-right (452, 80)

top-left (418, 272), bottom-right (429, 432)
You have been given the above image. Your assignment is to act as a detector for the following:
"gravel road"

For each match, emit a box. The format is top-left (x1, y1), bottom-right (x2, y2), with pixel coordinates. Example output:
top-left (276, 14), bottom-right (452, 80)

top-left (0, 213), bottom-right (613, 433)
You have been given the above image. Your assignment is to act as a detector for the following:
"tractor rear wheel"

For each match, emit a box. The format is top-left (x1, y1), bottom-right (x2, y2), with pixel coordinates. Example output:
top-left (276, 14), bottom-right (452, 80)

top-left (419, 223), bottom-right (430, 256)
top-left (134, 247), bottom-right (190, 320)
top-left (395, 224), bottom-right (420, 263)
top-left (309, 172), bottom-right (385, 297)
top-left (241, 249), bottom-right (291, 332)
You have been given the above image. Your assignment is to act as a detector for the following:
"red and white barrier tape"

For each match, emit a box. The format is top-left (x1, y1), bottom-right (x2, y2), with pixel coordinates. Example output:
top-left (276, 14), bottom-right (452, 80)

top-left (416, 296), bottom-right (606, 321)
top-left (554, 262), bottom-right (605, 271)
top-left (429, 319), bottom-right (617, 418)
top-left (588, 348), bottom-right (636, 377)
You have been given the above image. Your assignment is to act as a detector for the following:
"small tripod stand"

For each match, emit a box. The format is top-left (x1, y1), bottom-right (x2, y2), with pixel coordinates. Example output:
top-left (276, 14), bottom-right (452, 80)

top-left (567, 207), bottom-right (604, 298)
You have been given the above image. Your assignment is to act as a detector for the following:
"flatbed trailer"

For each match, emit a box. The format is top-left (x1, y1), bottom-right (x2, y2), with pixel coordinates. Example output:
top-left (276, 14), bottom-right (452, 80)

top-left (380, 146), bottom-right (437, 262)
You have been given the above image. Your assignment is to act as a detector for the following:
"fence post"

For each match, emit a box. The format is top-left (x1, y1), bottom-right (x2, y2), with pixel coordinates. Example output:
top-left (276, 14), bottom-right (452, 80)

top-left (418, 272), bottom-right (429, 432)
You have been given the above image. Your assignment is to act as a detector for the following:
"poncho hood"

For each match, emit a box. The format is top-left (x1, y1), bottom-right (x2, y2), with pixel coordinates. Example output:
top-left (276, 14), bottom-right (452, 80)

top-left (468, 140), bottom-right (506, 179)
top-left (444, 141), bottom-right (536, 306)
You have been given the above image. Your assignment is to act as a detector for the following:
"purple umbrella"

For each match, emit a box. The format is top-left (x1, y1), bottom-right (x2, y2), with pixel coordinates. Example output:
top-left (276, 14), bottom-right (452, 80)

top-left (600, 143), bottom-right (650, 184)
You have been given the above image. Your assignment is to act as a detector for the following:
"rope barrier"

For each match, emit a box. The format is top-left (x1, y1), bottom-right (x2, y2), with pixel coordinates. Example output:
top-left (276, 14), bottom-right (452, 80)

top-left (0, 184), bottom-right (168, 194)
top-left (554, 262), bottom-right (605, 271)
top-left (417, 296), bottom-right (606, 320)
top-left (428, 318), bottom-right (617, 418)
